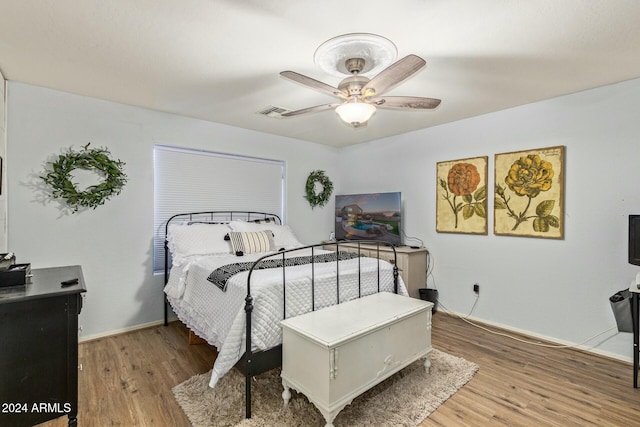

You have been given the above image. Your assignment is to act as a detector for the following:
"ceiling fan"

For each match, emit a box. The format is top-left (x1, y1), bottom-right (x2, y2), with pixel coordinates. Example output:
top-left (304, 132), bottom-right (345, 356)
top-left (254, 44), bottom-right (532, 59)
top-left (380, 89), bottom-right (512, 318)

top-left (279, 33), bottom-right (441, 128)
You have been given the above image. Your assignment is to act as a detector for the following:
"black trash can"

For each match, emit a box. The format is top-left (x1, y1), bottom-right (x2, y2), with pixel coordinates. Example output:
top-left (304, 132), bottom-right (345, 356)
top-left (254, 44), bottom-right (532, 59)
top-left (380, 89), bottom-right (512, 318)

top-left (610, 289), bottom-right (633, 333)
top-left (418, 288), bottom-right (438, 313)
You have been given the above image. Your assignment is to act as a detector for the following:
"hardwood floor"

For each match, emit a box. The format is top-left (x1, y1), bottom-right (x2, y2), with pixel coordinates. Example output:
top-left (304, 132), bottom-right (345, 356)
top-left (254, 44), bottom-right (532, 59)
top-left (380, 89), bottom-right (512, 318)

top-left (425, 314), bottom-right (640, 426)
top-left (40, 321), bottom-right (215, 427)
top-left (40, 313), bottom-right (640, 426)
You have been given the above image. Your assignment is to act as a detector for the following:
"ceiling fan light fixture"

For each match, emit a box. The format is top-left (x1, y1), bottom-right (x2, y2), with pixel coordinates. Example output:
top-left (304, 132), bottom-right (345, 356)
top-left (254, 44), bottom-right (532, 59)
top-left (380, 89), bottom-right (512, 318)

top-left (278, 35), bottom-right (438, 129)
top-left (335, 99), bottom-right (376, 126)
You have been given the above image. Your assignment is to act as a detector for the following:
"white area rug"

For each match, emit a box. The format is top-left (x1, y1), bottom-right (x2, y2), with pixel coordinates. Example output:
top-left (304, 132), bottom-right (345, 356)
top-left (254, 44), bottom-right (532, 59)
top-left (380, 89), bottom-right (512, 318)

top-left (173, 349), bottom-right (478, 426)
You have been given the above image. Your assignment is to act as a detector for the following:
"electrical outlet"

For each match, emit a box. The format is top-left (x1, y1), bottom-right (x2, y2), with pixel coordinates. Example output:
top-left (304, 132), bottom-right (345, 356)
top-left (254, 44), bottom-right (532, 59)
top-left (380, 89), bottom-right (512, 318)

top-left (473, 283), bottom-right (480, 294)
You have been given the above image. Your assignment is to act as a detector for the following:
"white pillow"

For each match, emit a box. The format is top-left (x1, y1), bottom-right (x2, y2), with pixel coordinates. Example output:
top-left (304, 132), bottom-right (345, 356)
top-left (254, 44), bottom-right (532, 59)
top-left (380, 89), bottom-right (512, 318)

top-left (167, 223), bottom-right (232, 259)
top-left (229, 221), bottom-right (303, 249)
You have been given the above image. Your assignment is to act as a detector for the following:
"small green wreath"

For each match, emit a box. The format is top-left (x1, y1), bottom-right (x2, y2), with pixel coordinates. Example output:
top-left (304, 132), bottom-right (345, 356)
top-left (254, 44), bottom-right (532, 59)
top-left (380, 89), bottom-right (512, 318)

top-left (305, 170), bottom-right (333, 209)
top-left (41, 143), bottom-right (127, 212)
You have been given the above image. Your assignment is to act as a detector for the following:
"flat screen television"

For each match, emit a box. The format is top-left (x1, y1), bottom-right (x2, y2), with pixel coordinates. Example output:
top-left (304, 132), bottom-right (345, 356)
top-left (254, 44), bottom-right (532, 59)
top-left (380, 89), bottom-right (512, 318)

top-left (630, 215), bottom-right (640, 266)
top-left (334, 192), bottom-right (402, 245)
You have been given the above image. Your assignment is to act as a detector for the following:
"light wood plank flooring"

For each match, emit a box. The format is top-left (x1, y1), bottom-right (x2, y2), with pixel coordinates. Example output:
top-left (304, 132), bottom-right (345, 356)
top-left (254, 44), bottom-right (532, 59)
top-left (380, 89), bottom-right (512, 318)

top-left (40, 313), bottom-right (640, 426)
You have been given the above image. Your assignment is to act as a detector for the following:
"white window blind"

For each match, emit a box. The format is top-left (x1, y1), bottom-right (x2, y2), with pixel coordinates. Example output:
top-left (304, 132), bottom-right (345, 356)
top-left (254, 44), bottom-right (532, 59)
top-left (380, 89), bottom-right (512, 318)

top-left (153, 145), bottom-right (284, 273)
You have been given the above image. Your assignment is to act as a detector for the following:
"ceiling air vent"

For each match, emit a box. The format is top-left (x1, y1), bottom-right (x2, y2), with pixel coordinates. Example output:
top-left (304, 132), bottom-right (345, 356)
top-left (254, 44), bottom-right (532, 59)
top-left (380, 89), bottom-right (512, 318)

top-left (256, 105), bottom-right (290, 118)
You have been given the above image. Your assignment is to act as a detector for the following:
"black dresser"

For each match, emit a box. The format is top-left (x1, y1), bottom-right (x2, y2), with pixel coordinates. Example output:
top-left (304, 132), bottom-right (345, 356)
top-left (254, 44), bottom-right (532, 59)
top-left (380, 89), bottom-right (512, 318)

top-left (0, 265), bottom-right (86, 427)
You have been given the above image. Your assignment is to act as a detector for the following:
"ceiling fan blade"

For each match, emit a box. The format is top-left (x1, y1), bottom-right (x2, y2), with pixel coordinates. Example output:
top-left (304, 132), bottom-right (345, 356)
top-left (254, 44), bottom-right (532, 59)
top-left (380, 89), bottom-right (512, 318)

top-left (372, 96), bottom-right (441, 110)
top-left (280, 71), bottom-right (347, 99)
top-left (361, 54), bottom-right (426, 97)
top-left (281, 103), bottom-right (340, 117)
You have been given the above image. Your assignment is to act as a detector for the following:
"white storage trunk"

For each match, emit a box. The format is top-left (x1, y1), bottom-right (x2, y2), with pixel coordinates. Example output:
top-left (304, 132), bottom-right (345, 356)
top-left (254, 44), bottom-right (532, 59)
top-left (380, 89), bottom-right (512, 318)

top-left (280, 292), bottom-right (433, 426)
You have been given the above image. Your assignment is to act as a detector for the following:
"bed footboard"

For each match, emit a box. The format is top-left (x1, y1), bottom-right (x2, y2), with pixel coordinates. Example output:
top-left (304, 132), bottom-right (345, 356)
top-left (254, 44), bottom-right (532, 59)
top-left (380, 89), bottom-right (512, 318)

top-left (243, 240), bottom-right (399, 419)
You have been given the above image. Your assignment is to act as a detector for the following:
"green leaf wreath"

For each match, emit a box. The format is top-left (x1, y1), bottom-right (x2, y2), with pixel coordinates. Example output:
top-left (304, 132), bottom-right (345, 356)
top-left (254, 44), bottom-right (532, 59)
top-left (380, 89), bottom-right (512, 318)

top-left (305, 170), bottom-right (333, 209)
top-left (40, 143), bottom-right (127, 212)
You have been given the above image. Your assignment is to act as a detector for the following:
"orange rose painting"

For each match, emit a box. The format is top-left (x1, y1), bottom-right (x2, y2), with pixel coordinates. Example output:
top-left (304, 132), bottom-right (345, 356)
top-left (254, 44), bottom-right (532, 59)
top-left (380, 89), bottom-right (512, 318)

top-left (494, 146), bottom-right (564, 239)
top-left (436, 156), bottom-right (488, 234)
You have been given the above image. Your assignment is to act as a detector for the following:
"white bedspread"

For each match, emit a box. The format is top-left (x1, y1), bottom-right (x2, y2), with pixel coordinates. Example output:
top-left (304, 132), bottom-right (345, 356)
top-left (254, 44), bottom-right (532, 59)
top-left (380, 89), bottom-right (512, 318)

top-left (164, 248), bottom-right (407, 388)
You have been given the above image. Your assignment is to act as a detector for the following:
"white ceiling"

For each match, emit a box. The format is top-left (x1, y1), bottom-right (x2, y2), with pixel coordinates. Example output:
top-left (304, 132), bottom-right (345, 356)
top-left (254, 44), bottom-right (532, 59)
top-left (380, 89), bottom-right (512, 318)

top-left (1, 1), bottom-right (640, 147)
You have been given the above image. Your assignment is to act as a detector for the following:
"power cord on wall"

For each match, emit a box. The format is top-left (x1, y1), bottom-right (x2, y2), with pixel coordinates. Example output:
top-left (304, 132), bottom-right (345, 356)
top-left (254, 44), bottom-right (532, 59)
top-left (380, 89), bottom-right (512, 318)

top-left (400, 228), bottom-right (424, 248)
top-left (436, 298), bottom-right (617, 349)
top-left (426, 252), bottom-right (618, 350)
top-left (425, 249), bottom-right (435, 290)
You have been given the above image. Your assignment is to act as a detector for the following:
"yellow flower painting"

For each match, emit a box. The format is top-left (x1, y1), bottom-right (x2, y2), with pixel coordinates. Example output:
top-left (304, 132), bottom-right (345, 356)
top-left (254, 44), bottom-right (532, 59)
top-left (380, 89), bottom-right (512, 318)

top-left (494, 146), bottom-right (565, 239)
top-left (436, 156), bottom-right (488, 235)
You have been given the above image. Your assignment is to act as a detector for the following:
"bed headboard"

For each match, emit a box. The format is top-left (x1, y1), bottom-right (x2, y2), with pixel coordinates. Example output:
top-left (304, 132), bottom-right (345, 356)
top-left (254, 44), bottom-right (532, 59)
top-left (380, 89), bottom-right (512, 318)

top-left (164, 210), bottom-right (281, 231)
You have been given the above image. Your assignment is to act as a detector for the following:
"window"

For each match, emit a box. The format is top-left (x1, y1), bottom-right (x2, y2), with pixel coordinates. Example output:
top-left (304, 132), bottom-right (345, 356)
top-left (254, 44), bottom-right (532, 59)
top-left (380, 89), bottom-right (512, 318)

top-left (153, 145), bottom-right (284, 273)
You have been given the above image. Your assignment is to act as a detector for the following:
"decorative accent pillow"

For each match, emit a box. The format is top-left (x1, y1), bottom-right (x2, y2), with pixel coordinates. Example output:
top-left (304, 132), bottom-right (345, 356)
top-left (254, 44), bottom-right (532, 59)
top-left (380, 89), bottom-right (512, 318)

top-left (229, 221), bottom-right (303, 249)
top-left (167, 223), bottom-right (232, 261)
top-left (228, 230), bottom-right (275, 256)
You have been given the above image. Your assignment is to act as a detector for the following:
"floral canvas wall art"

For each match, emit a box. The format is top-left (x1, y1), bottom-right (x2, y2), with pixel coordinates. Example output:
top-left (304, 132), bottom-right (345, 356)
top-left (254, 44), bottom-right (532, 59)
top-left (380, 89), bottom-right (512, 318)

top-left (494, 146), bottom-right (565, 239)
top-left (436, 156), bottom-right (488, 234)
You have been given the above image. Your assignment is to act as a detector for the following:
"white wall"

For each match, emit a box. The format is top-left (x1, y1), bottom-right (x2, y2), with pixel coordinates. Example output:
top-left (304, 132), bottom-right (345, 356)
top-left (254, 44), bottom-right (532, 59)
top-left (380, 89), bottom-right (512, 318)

top-left (0, 70), bottom-right (6, 251)
top-left (7, 78), bottom-right (640, 361)
top-left (339, 77), bottom-right (640, 360)
top-left (6, 82), bottom-right (340, 339)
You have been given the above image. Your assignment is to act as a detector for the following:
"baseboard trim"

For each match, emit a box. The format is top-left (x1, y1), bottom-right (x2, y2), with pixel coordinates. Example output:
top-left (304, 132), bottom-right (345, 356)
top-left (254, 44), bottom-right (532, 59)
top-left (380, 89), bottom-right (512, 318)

top-left (80, 311), bottom-right (630, 364)
top-left (439, 310), bottom-right (631, 364)
top-left (79, 318), bottom-right (177, 343)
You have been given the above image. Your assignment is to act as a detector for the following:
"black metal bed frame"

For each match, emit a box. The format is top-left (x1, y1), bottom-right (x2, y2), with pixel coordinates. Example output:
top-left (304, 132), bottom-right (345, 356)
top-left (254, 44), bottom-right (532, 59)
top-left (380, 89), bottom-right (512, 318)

top-left (163, 211), bottom-right (399, 419)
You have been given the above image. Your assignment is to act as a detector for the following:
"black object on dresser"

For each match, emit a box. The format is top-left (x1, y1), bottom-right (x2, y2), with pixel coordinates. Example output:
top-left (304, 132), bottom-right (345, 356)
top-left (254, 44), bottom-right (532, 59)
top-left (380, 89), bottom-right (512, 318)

top-left (0, 265), bottom-right (86, 427)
